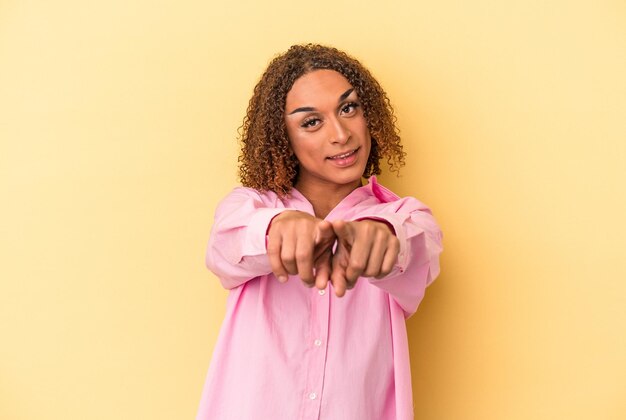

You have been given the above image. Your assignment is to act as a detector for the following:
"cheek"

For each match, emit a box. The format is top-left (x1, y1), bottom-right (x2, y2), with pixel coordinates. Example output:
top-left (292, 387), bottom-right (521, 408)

top-left (360, 124), bottom-right (372, 148)
top-left (353, 116), bottom-right (370, 136)
top-left (285, 126), bottom-right (306, 158)
top-left (291, 144), bottom-right (315, 164)
top-left (286, 137), bottom-right (307, 163)
top-left (284, 119), bottom-right (301, 143)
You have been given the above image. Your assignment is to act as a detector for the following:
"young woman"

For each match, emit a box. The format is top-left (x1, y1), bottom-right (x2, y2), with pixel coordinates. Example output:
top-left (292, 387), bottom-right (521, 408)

top-left (197, 44), bottom-right (443, 420)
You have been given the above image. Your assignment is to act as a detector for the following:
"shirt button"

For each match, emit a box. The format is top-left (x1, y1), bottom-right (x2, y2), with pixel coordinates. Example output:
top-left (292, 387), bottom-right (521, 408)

top-left (309, 392), bottom-right (317, 400)
top-left (314, 339), bottom-right (322, 347)
top-left (318, 289), bottom-right (326, 295)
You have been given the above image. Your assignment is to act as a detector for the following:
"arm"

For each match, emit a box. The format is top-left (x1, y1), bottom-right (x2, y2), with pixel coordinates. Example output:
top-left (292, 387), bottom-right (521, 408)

top-left (205, 188), bottom-right (295, 289)
top-left (336, 197), bottom-right (443, 317)
top-left (206, 188), bottom-right (337, 291)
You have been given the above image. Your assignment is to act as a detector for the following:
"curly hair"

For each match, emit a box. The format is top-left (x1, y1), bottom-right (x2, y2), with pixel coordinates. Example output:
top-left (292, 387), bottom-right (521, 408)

top-left (238, 44), bottom-right (405, 196)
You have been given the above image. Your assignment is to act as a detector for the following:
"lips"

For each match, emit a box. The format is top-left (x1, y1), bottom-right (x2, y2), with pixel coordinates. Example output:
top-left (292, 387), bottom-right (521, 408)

top-left (327, 148), bottom-right (358, 160)
top-left (325, 147), bottom-right (360, 168)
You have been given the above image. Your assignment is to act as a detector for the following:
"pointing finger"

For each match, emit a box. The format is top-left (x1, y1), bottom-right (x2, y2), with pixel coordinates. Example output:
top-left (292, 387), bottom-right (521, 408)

top-left (331, 267), bottom-right (348, 297)
top-left (295, 236), bottom-right (315, 285)
top-left (331, 220), bottom-right (355, 246)
top-left (314, 249), bottom-right (332, 291)
top-left (315, 220), bottom-right (335, 246)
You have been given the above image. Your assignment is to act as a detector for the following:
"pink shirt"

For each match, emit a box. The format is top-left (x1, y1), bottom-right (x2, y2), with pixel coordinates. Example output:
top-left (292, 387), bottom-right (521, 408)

top-left (196, 177), bottom-right (443, 420)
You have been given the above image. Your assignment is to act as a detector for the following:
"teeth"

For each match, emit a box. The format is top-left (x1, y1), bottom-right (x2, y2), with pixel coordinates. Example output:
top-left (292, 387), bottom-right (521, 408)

top-left (330, 150), bottom-right (355, 159)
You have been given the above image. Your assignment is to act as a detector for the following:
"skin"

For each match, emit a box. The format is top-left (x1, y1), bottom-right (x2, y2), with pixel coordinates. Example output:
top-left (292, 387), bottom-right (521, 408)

top-left (266, 69), bottom-right (400, 297)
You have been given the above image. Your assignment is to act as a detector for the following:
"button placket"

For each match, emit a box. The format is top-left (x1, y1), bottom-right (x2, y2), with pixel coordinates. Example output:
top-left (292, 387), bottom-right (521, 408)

top-left (301, 286), bottom-right (330, 419)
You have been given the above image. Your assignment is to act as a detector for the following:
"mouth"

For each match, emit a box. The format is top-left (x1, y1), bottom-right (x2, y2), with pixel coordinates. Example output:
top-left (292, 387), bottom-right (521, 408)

top-left (326, 148), bottom-right (359, 160)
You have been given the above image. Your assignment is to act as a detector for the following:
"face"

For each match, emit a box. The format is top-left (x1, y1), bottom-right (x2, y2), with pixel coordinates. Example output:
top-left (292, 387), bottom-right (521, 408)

top-left (284, 69), bottom-right (371, 193)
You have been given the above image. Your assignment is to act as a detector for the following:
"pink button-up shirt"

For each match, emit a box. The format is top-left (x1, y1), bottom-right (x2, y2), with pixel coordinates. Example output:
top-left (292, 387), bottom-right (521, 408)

top-left (196, 177), bottom-right (443, 420)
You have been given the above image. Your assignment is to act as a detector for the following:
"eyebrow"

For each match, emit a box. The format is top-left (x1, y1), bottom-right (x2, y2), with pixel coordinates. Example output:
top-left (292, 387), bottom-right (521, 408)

top-left (287, 88), bottom-right (355, 115)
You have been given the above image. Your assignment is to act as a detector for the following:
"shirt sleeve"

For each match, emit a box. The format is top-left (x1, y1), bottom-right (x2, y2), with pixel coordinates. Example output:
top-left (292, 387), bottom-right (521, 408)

top-left (205, 188), bottom-right (295, 290)
top-left (349, 197), bottom-right (443, 318)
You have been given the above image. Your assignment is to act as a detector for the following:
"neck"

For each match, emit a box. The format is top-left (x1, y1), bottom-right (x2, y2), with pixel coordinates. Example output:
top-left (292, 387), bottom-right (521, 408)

top-left (294, 178), bottom-right (362, 219)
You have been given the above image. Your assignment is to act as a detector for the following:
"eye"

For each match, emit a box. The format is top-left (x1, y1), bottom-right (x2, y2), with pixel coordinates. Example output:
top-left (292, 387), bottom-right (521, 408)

top-left (301, 117), bottom-right (321, 128)
top-left (341, 102), bottom-right (359, 115)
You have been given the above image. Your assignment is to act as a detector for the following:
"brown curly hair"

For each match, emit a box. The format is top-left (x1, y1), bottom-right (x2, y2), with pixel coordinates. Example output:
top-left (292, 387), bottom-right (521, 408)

top-left (238, 44), bottom-right (405, 196)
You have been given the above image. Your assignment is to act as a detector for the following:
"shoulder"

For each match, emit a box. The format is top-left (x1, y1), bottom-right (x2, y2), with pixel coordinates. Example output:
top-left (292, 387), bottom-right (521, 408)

top-left (214, 186), bottom-right (295, 214)
top-left (358, 177), bottom-right (433, 215)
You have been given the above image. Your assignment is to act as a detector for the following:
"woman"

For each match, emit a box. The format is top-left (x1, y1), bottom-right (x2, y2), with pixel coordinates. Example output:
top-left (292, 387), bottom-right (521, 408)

top-left (197, 44), bottom-right (443, 420)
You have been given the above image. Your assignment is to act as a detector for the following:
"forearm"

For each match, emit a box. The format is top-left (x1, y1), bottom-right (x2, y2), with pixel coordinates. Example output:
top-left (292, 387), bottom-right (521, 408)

top-left (347, 200), bottom-right (443, 317)
top-left (368, 224), bottom-right (442, 317)
top-left (205, 189), bottom-right (296, 289)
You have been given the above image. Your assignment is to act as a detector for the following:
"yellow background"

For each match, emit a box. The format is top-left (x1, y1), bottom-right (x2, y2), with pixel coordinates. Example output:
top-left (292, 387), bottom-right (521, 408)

top-left (1, 1), bottom-right (625, 419)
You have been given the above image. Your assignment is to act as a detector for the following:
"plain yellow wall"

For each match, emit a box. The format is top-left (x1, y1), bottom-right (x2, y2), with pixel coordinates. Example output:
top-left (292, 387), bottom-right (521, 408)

top-left (1, 1), bottom-right (625, 419)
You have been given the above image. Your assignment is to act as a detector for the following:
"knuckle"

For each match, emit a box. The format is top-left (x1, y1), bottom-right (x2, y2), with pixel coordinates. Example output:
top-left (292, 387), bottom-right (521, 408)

top-left (350, 259), bottom-right (366, 271)
top-left (281, 253), bottom-right (296, 265)
top-left (295, 250), bottom-right (310, 262)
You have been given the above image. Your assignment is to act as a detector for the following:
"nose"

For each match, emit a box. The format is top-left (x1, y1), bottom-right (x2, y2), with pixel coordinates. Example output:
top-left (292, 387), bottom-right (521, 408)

top-left (328, 116), bottom-right (350, 145)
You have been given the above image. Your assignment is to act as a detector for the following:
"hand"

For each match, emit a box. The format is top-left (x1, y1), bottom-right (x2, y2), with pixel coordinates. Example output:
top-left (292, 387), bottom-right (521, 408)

top-left (330, 219), bottom-right (400, 297)
top-left (266, 211), bottom-right (336, 288)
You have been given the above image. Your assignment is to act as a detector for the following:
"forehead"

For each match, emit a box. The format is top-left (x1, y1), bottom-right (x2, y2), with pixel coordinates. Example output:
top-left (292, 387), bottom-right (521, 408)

top-left (285, 69), bottom-right (354, 108)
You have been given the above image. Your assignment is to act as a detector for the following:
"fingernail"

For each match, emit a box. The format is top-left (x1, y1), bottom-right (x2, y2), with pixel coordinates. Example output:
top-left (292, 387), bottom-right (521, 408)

top-left (278, 275), bottom-right (287, 283)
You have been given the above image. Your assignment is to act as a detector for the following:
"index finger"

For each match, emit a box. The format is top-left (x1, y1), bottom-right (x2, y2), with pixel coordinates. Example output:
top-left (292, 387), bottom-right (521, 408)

top-left (331, 266), bottom-right (348, 297)
top-left (294, 235), bottom-right (315, 285)
top-left (331, 220), bottom-right (355, 247)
